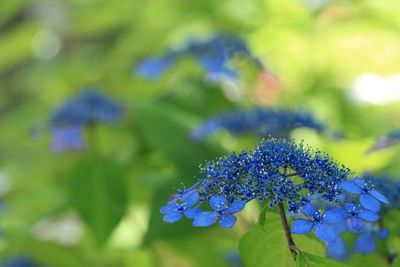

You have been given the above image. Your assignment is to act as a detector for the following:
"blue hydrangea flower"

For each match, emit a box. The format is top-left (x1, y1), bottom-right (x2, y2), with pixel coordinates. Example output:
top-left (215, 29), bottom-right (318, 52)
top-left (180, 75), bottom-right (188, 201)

top-left (355, 227), bottom-right (389, 254)
top-left (292, 203), bottom-right (343, 242)
top-left (192, 196), bottom-right (246, 228)
top-left (51, 125), bottom-right (85, 152)
top-left (134, 33), bottom-right (264, 83)
top-left (341, 178), bottom-right (389, 212)
top-left (191, 108), bottom-right (325, 140)
top-left (341, 202), bottom-right (380, 233)
top-left (49, 89), bottom-right (122, 152)
top-left (162, 139), bottom-right (352, 233)
top-left (327, 237), bottom-right (350, 261)
top-left (160, 189), bottom-right (201, 223)
top-left (134, 53), bottom-right (177, 79)
top-left (1, 256), bottom-right (38, 267)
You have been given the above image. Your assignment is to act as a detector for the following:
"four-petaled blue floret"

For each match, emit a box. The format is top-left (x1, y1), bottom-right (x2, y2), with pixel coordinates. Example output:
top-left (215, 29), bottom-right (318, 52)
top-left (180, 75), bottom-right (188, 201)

top-left (192, 196), bottom-right (246, 228)
top-left (160, 189), bottom-right (201, 223)
top-left (341, 202), bottom-right (380, 233)
top-left (292, 202), bottom-right (344, 242)
top-left (341, 178), bottom-right (389, 212)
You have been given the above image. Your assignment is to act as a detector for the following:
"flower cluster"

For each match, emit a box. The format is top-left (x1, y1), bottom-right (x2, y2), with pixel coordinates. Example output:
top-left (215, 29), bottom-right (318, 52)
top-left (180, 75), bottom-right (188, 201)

top-left (292, 176), bottom-right (389, 261)
top-left (134, 33), bottom-right (264, 83)
top-left (161, 138), bottom-right (351, 229)
top-left (190, 107), bottom-right (325, 140)
top-left (366, 128), bottom-right (400, 154)
top-left (49, 89), bottom-right (123, 152)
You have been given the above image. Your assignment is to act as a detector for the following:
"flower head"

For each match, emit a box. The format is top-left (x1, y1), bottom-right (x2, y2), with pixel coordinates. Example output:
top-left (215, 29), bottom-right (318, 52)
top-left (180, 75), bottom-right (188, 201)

top-left (191, 108), bottom-right (325, 140)
top-left (134, 33), bottom-right (264, 83)
top-left (49, 89), bottom-right (122, 152)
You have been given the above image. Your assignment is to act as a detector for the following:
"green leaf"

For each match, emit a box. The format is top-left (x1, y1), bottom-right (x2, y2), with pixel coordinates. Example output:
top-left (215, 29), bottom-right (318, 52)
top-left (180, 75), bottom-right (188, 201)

top-left (69, 154), bottom-right (127, 244)
top-left (239, 211), bottom-right (296, 267)
top-left (132, 100), bottom-right (224, 179)
top-left (297, 252), bottom-right (349, 267)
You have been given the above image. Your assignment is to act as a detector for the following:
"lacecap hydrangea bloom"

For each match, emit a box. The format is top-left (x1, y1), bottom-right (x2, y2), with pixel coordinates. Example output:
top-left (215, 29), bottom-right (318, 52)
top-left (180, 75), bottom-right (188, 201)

top-left (134, 33), bottom-right (265, 83)
top-left (49, 89), bottom-right (123, 152)
top-left (190, 107), bottom-right (325, 140)
top-left (161, 138), bottom-right (389, 256)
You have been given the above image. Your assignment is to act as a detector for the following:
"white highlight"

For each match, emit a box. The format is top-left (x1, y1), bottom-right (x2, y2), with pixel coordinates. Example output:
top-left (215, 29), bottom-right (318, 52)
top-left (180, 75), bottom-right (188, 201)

top-left (31, 29), bottom-right (61, 60)
top-left (350, 73), bottom-right (400, 105)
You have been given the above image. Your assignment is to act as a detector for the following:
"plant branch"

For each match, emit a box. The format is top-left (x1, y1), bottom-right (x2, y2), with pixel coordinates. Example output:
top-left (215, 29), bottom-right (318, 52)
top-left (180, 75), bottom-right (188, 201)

top-left (278, 202), bottom-right (298, 261)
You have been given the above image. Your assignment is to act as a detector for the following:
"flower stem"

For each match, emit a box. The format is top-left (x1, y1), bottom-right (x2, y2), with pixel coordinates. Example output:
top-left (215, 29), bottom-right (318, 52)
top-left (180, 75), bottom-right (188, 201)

top-left (278, 203), bottom-right (298, 260)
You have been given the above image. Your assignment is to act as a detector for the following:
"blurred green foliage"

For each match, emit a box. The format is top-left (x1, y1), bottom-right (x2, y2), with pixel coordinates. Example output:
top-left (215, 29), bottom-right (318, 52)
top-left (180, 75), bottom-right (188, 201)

top-left (1, 0), bottom-right (400, 266)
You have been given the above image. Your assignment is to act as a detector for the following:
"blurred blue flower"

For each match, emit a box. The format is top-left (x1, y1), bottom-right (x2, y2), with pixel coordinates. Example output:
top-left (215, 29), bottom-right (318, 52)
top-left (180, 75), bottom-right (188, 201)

top-left (191, 108), bottom-right (325, 140)
top-left (292, 203), bottom-right (343, 242)
top-left (51, 125), bottom-right (84, 153)
top-left (192, 196), bottom-right (245, 228)
top-left (341, 177), bottom-right (389, 212)
top-left (134, 33), bottom-right (264, 83)
top-left (1, 256), bottom-right (38, 267)
top-left (49, 89), bottom-right (122, 152)
top-left (135, 54), bottom-right (177, 79)
top-left (355, 227), bottom-right (389, 254)
top-left (327, 237), bottom-right (350, 262)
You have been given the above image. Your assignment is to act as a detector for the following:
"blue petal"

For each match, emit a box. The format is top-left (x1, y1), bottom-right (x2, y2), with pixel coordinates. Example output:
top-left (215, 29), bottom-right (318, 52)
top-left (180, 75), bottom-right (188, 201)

top-left (314, 224), bottom-right (336, 242)
top-left (302, 202), bottom-right (318, 217)
top-left (369, 189), bottom-right (389, 204)
top-left (183, 207), bottom-right (202, 219)
top-left (354, 178), bottom-right (365, 187)
top-left (340, 181), bottom-right (361, 194)
top-left (191, 119), bottom-right (220, 140)
top-left (192, 212), bottom-right (218, 227)
top-left (355, 235), bottom-right (376, 254)
top-left (160, 203), bottom-right (176, 214)
top-left (163, 212), bottom-right (182, 223)
top-left (376, 228), bottom-right (389, 239)
top-left (359, 210), bottom-right (380, 222)
top-left (219, 215), bottom-right (237, 228)
top-left (292, 219), bottom-right (314, 234)
top-left (327, 238), bottom-right (349, 261)
top-left (359, 193), bottom-right (381, 212)
top-left (347, 218), bottom-right (365, 233)
top-left (323, 208), bottom-right (345, 224)
top-left (209, 196), bottom-right (228, 211)
top-left (135, 56), bottom-right (173, 79)
top-left (225, 200), bottom-right (246, 213)
top-left (182, 189), bottom-right (200, 207)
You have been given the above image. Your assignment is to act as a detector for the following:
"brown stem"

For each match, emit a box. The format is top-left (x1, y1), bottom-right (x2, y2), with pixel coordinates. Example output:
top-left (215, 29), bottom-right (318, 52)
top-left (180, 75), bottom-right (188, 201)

top-left (278, 203), bottom-right (298, 260)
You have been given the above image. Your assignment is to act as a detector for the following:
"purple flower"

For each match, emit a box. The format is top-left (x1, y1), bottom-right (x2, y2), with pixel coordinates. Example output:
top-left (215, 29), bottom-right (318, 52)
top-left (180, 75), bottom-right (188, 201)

top-left (160, 190), bottom-right (201, 223)
top-left (192, 196), bottom-right (245, 228)
top-left (292, 203), bottom-right (343, 242)
top-left (340, 178), bottom-right (389, 212)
